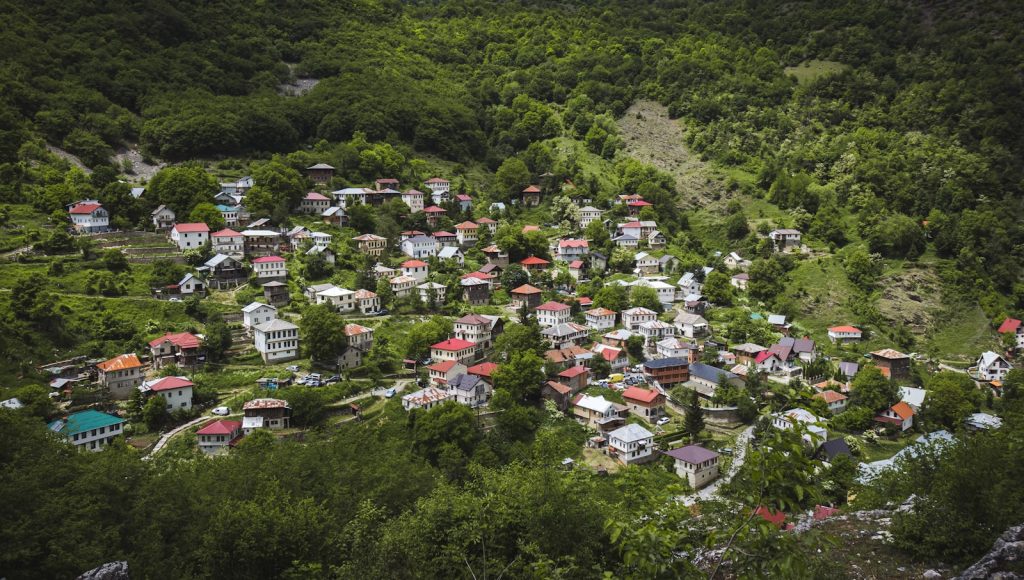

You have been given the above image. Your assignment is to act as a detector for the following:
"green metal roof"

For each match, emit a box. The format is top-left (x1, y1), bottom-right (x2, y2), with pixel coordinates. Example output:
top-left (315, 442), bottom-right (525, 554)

top-left (49, 410), bottom-right (124, 436)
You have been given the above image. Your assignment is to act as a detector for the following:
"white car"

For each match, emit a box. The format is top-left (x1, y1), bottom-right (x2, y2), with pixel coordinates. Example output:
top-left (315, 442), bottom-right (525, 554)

top-left (286, 365), bottom-right (300, 372)
top-left (212, 406), bottom-right (230, 416)
top-left (656, 417), bottom-right (671, 426)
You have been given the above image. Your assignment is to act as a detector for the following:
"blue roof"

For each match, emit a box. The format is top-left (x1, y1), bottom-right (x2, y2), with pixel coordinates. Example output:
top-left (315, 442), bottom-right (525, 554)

top-left (48, 410), bottom-right (124, 436)
top-left (216, 204), bottom-right (235, 212)
top-left (750, 313), bottom-right (763, 320)
top-left (644, 357), bottom-right (688, 369)
top-left (689, 362), bottom-right (737, 382)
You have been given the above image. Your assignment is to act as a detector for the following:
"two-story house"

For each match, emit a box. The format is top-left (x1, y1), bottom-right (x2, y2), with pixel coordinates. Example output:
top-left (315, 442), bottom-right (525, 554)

top-left (401, 236), bottom-right (437, 259)
top-left (68, 200), bottom-right (109, 233)
top-left (536, 301), bottom-right (572, 327)
top-left (431, 338), bottom-right (478, 365)
top-left (299, 192), bottom-right (331, 214)
top-left (556, 239), bottom-right (589, 262)
top-left (151, 205), bottom-right (175, 230)
top-left (977, 351), bottom-right (1012, 382)
top-left (148, 332), bottom-right (203, 370)
top-left (585, 307), bottom-right (617, 331)
top-left (254, 319), bottom-right (300, 363)
top-left (664, 445), bottom-right (720, 489)
top-left (622, 307), bottom-right (658, 331)
top-left (252, 255), bottom-right (287, 282)
top-left (428, 360), bottom-right (468, 387)
top-left (96, 353), bottom-right (144, 399)
top-left (170, 223), bottom-right (210, 251)
top-left (455, 221), bottom-right (479, 246)
top-left (48, 410), bottom-right (125, 452)
top-left (143, 375), bottom-right (194, 412)
top-left (242, 302), bottom-right (277, 331)
top-left (622, 386), bottom-right (666, 421)
top-left (196, 419), bottom-right (243, 455)
top-left (401, 259), bottom-right (429, 282)
top-left (353, 233), bottom-right (387, 257)
top-left (769, 229), bottom-right (802, 251)
top-left (578, 206), bottom-right (603, 229)
top-left (607, 424), bottom-right (655, 465)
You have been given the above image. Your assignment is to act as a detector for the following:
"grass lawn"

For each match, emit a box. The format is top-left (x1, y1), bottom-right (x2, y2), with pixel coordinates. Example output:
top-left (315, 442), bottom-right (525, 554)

top-left (784, 60), bottom-right (850, 85)
top-left (923, 302), bottom-right (998, 361)
top-left (857, 435), bottom-right (916, 463)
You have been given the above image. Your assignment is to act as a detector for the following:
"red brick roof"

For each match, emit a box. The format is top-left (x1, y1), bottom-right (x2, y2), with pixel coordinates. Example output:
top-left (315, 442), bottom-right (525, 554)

top-left (431, 338), bottom-right (475, 351)
top-left (455, 221), bottom-right (478, 230)
top-left (428, 360), bottom-right (459, 373)
top-left (558, 366), bottom-right (588, 378)
top-left (558, 239), bottom-right (589, 248)
top-left (173, 223), bottom-right (210, 233)
top-left (622, 387), bottom-right (660, 403)
top-left (520, 255), bottom-right (550, 266)
top-left (537, 301), bottom-right (570, 312)
top-left (148, 332), bottom-right (201, 349)
top-left (211, 228), bottom-right (241, 237)
top-left (755, 506), bottom-right (786, 528)
top-left (196, 419), bottom-right (241, 436)
top-left (304, 192), bottom-right (329, 201)
top-left (423, 206), bottom-right (447, 213)
top-left (468, 362), bottom-right (498, 377)
top-left (148, 376), bottom-right (194, 392)
top-left (814, 390), bottom-right (847, 404)
top-left (97, 353), bottom-right (143, 372)
top-left (252, 256), bottom-right (284, 263)
top-left (999, 318), bottom-right (1022, 334)
top-left (828, 325), bottom-right (862, 333)
top-left (891, 401), bottom-right (915, 420)
top-left (546, 381), bottom-right (571, 395)
top-left (69, 202), bottom-right (102, 214)
top-left (522, 185), bottom-right (541, 193)
top-left (402, 259), bottom-right (428, 268)
top-left (511, 284), bottom-right (542, 294)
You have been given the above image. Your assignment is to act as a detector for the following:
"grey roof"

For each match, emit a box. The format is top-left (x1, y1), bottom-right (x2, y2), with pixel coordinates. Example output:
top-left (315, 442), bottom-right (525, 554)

top-left (448, 373), bottom-right (482, 393)
top-left (608, 423), bottom-right (654, 443)
top-left (732, 343), bottom-right (766, 355)
top-left (438, 246), bottom-right (462, 259)
top-left (819, 438), bottom-right (852, 460)
top-left (767, 314), bottom-right (787, 325)
top-left (254, 319), bottom-right (298, 332)
top-left (242, 301), bottom-right (274, 313)
top-left (131, 187), bottom-right (146, 199)
top-left (838, 361), bottom-right (859, 377)
top-left (644, 357), bottom-right (688, 369)
top-left (404, 235), bottom-right (435, 245)
top-left (204, 254), bottom-right (236, 268)
top-left (307, 163), bottom-right (335, 170)
top-left (664, 444), bottom-right (719, 464)
top-left (688, 362), bottom-right (737, 382)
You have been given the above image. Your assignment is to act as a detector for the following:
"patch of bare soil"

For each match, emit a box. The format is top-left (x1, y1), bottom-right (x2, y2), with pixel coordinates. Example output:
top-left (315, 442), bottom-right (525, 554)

top-left (113, 146), bottom-right (165, 182)
top-left (617, 100), bottom-right (726, 207)
top-left (45, 144), bottom-right (91, 173)
top-left (877, 268), bottom-right (941, 334)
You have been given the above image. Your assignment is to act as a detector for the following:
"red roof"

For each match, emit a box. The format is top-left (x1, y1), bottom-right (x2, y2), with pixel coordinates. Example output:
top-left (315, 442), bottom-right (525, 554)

top-left (456, 194), bottom-right (472, 202)
top-left (622, 387), bottom-right (660, 403)
top-left (520, 256), bottom-right (551, 266)
top-left (578, 297), bottom-right (593, 306)
top-left (558, 366), bottom-right (588, 378)
top-left (755, 506), bottom-right (786, 528)
top-left (599, 347), bottom-right (623, 362)
top-left (455, 221), bottom-right (479, 230)
top-left (588, 307), bottom-right (616, 317)
top-left (569, 260), bottom-right (584, 269)
top-left (304, 192), bottom-right (329, 201)
top-left (476, 217), bottom-right (496, 224)
top-left (433, 231), bottom-right (456, 238)
top-left (252, 256), bottom-right (284, 263)
top-left (431, 338), bottom-right (476, 351)
top-left (815, 390), bottom-right (847, 404)
top-left (468, 362), bottom-right (498, 377)
top-left (558, 239), bottom-right (589, 248)
top-left (546, 381), bottom-right (571, 395)
top-left (173, 223), bottom-right (210, 233)
top-left (522, 185), bottom-right (541, 193)
top-left (97, 353), bottom-right (143, 372)
top-left (620, 221), bottom-right (643, 228)
top-left (461, 271), bottom-right (496, 281)
top-left (999, 318), bottom-right (1022, 334)
top-left (402, 259), bottom-right (428, 268)
top-left (428, 360), bottom-right (459, 373)
top-left (521, 225), bottom-right (540, 233)
top-left (891, 401), bottom-right (915, 420)
top-left (511, 284), bottom-right (542, 294)
top-left (828, 325), bottom-right (862, 334)
top-left (755, 351), bottom-right (777, 364)
top-left (148, 376), bottom-right (194, 392)
top-left (627, 200), bottom-right (653, 207)
top-left (423, 206), bottom-right (447, 213)
top-left (425, 177), bottom-right (449, 184)
top-left (211, 228), bottom-right (241, 237)
top-left (196, 419), bottom-right (240, 436)
top-left (148, 332), bottom-right (201, 349)
top-left (537, 300), bottom-right (570, 312)
top-left (69, 202), bottom-right (102, 214)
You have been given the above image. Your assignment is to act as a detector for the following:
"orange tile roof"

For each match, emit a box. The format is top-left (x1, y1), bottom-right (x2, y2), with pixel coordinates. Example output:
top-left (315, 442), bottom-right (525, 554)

top-left (97, 353), bottom-right (142, 372)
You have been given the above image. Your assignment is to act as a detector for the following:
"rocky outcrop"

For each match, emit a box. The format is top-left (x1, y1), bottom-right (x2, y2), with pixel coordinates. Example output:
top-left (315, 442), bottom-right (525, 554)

top-left (77, 561), bottom-right (130, 580)
top-left (957, 525), bottom-right (1024, 579)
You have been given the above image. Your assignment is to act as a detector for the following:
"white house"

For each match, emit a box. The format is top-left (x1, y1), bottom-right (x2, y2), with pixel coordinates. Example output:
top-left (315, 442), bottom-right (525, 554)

top-left (876, 402), bottom-right (915, 432)
top-left (196, 420), bottom-right (242, 455)
top-left (773, 408), bottom-right (827, 446)
top-left (828, 325), bottom-right (863, 343)
top-left (578, 206), bottom-right (602, 229)
top-left (814, 390), bottom-right (849, 414)
top-left (454, 314), bottom-right (500, 347)
top-left (977, 351), bottom-right (1012, 382)
top-left (317, 286), bottom-right (356, 312)
top-left (622, 307), bottom-right (658, 331)
top-left (632, 278), bottom-right (676, 306)
top-left (557, 239), bottom-right (589, 261)
top-left (252, 255), bottom-right (287, 281)
top-left (585, 307), bottom-right (616, 331)
top-left (723, 252), bottom-right (751, 270)
top-left (769, 229), bottom-right (802, 251)
top-left (455, 221), bottom-right (479, 246)
top-left (677, 272), bottom-right (702, 297)
top-left (754, 351), bottom-right (784, 374)
top-left (299, 192), bottom-right (331, 214)
top-left (401, 235), bottom-right (438, 259)
top-left (242, 302), bottom-right (277, 330)
top-left (142, 375), bottom-right (194, 412)
top-left (401, 259), bottom-right (429, 282)
top-left (431, 338), bottom-right (477, 365)
top-left (216, 204), bottom-right (240, 227)
top-left (253, 319), bottom-right (300, 363)
top-left (447, 373), bottom-right (490, 408)
top-left (607, 424), bottom-right (655, 465)
top-left (536, 301), bottom-right (572, 328)
top-left (332, 187), bottom-right (374, 208)
top-left (899, 386), bottom-right (927, 413)
top-left (417, 282), bottom-right (446, 303)
top-left (402, 387), bottom-right (451, 411)
top-left (731, 273), bottom-right (749, 291)
top-left (656, 337), bottom-right (694, 360)
top-left (211, 228), bottom-right (244, 256)
top-left (438, 246), bottom-right (465, 265)
top-left (151, 205), bottom-right (175, 229)
top-left (389, 275), bottom-right (417, 298)
top-left (638, 320), bottom-right (674, 346)
top-left (617, 221), bottom-right (657, 240)
top-left (423, 177), bottom-right (450, 204)
top-left (170, 223), bottom-right (210, 250)
top-left (664, 445), bottom-right (720, 489)
top-left (674, 312), bottom-right (709, 339)
top-left (68, 200), bottom-right (110, 233)
top-left (353, 289), bottom-right (380, 314)
top-left (176, 273), bottom-right (204, 295)
top-left (634, 252), bottom-right (660, 275)
top-left (402, 189), bottom-right (425, 213)
top-left (48, 410), bottom-right (126, 452)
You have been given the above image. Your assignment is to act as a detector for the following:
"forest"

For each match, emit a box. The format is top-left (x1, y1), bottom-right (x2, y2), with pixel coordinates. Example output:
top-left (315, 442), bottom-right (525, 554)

top-left (2, 0), bottom-right (1024, 577)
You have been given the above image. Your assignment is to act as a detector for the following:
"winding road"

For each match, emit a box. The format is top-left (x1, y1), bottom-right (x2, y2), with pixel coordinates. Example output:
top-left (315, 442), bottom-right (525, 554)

top-left (678, 424), bottom-right (755, 506)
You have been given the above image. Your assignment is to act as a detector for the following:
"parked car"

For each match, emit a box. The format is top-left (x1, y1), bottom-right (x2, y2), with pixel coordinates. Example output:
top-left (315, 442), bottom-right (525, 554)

top-left (212, 406), bottom-right (230, 416)
top-left (324, 375), bottom-right (340, 384)
top-left (385, 388), bottom-right (397, 398)
top-left (286, 365), bottom-right (300, 372)
top-left (656, 416), bottom-right (670, 426)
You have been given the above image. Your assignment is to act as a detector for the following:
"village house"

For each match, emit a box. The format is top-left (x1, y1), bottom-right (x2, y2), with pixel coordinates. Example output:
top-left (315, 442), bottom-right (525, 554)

top-left (423, 205), bottom-right (447, 228)
top-left (602, 328), bottom-right (635, 348)
top-left (96, 353), bottom-right (145, 399)
top-left (373, 263), bottom-right (399, 280)
top-left (467, 362), bottom-right (498, 386)
top-left (148, 331), bottom-right (202, 370)
top-left (332, 187), bottom-right (374, 208)
top-left (401, 235), bottom-right (437, 259)
top-left (517, 184), bottom-right (540, 206)
top-left (142, 375), bottom-right (194, 412)
top-left (242, 229), bottom-right (283, 257)
top-left (870, 349), bottom-right (911, 380)
top-left (416, 282), bottom-right (446, 303)
top-left (656, 337), bottom-right (696, 361)
top-left (322, 206), bottom-right (346, 227)
top-left (476, 216), bottom-right (497, 235)
top-left (482, 245), bottom-right (510, 268)
top-left (401, 259), bottom-right (429, 282)
top-left (170, 223), bottom-right (210, 250)
top-left (634, 252), bottom-right (660, 276)
top-left (389, 275), bottom-right (417, 298)
top-left (731, 273), bottom-right (749, 291)
top-left (557, 239), bottom-right (589, 261)
top-left (828, 325), bottom-right (863, 343)
top-left (151, 205), bottom-right (175, 229)
top-left (455, 221), bottom-right (479, 246)
top-left (220, 176), bottom-right (253, 195)
top-left (454, 314), bottom-right (502, 349)
top-left (510, 284), bottom-right (543, 310)
top-left (447, 373), bottom-right (489, 407)
top-left (627, 199), bottom-right (653, 216)
top-left (199, 253), bottom-right (246, 289)
top-left (438, 246), bottom-right (465, 265)
top-left (402, 189), bottom-right (425, 213)
top-left (899, 386), bottom-right (927, 413)
top-left (353, 233), bottom-right (387, 257)
top-left (573, 394), bottom-right (625, 432)
top-left (423, 177), bottom-right (450, 203)
top-left (688, 363), bottom-right (742, 396)
top-left (590, 251), bottom-right (608, 271)
top-left (664, 445), bottom-right (720, 489)
top-left (68, 200), bottom-right (110, 233)
top-left (556, 364), bottom-right (589, 394)
top-left (211, 228), bottom-right (244, 257)
top-left (461, 277), bottom-right (490, 305)
top-left (374, 177), bottom-right (400, 190)
top-left (998, 317), bottom-right (1024, 350)
top-left (216, 204), bottom-right (241, 227)
top-left (253, 319), bottom-right (300, 363)
top-left (431, 338), bottom-right (478, 365)
top-left (520, 255), bottom-right (551, 275)
top-left (243, 398), bottom-right (291, 432)
top-left (402, 387), bottom-right (450, 411)
top-left (754, 351), bottom-right (785, 374)
top-left (242, 302), bottom-right (277, 331)
top-left (617, 220), bottom-right (658, 240)
top-left (353, 289), bottom-right (380, 314)
top-left (568, 260), bottom-right (585, 281)
top-left (607, 424), bottom-right (655, 465)
top-left (769, 229), bottom-right (802, 252)
top-left (732, 343), bottom-right (767, 365)
top-left (428, 360), bottom-right (468, 387)
top-left (674, 312), bottom-right (709, 339)
top-left (297, 192), bottom-right (332, 215)
top-left (638, 320), bottom-right (675, 348)
top-left (262, 281), bottom-right (289, 307)
top-left (317, 286), bottom-right (356, 311)
top-left (622, 307), bottom-right (658, 331)
top-left (339, 324), bottom-right (374, 370)
top-left (306, 163), bottom-right (335, 184)
top-left (48, 410), bottom-right (125, 452)
top-left (578, 206), bottom-right (603, 229)
top-left (196, 420), bottom-right (242, 456)
top-left (642, 358), bottom-right (690, 389)
top-left (542, 381), bottom-right (573, 411)
top-left (779, 336), bottom-right (816, 363)
top-left (536, 301), bottom-right (572, 327)
top-left (815, 390), bottom-right (849, 414)
top-left (622, 386), bottom-right (666, 421)
top-left (585, 307), bottom-right (617, 331)
top-left (723, 252), bottom-right (751, 270)
top-left (875, 401), bottom-right (915, 432)
top-left (977, 351), bottom-right (1012, 382)
top-left (593, 343), bottom-right (629, 372)
top-left (773, 408), bottom-right (828, 446)
top-left (611, 232), bottom-right (639, 248)
top-left (432, 231), bottom-right (457, 247)
top-left (252, 255), bottom-right (287, 283)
